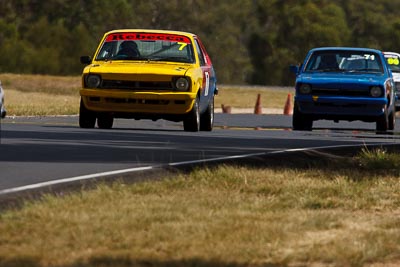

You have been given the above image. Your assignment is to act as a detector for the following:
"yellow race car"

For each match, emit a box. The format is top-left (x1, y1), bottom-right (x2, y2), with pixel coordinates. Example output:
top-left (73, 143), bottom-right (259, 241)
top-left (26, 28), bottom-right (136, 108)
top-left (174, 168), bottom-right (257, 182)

top-left (80, 29), bottom-right (217, 131)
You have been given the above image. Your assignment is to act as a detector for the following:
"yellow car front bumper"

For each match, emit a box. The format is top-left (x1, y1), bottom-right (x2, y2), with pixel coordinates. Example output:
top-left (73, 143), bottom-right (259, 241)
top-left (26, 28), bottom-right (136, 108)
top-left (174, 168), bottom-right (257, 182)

top-left (80, 89), bottom-right (197, 114)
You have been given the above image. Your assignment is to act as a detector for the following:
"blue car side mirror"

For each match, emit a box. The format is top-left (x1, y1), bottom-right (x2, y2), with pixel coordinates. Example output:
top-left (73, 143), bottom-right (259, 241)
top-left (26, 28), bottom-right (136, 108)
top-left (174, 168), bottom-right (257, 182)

top-left (289, 65), bottom-right (299, 74)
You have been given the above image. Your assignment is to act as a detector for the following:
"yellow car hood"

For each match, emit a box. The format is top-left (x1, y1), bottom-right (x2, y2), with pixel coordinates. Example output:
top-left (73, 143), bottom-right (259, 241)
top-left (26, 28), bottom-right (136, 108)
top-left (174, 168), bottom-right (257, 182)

top-left (87, 61), bottom-right (192, 76)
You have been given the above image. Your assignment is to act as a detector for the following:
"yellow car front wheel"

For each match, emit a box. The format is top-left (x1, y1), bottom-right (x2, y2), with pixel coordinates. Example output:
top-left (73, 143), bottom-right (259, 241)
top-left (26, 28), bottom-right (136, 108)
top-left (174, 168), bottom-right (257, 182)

top-left (183, 96), bottom-right (200, 132)
top-left (97, 113), bottom-right (114, 129)
top-left (79, 98), bottom-right (96, 128)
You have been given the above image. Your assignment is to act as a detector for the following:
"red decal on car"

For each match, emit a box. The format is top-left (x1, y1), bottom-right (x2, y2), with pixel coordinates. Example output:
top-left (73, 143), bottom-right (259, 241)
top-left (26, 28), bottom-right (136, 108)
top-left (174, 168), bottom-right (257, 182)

top-left (106, 33), bottom-right (191, 43)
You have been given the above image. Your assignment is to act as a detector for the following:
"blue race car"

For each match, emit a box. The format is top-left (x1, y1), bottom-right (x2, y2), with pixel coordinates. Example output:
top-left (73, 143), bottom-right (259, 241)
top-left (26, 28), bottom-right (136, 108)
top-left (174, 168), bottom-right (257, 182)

top-left (290, 47), bottom-right (395, 132)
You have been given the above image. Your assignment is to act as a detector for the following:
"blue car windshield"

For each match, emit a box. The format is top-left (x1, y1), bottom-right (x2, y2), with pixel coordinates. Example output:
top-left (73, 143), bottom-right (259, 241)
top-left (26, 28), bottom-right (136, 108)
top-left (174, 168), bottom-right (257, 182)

top-left (304, 51), bottom-right (384, 74)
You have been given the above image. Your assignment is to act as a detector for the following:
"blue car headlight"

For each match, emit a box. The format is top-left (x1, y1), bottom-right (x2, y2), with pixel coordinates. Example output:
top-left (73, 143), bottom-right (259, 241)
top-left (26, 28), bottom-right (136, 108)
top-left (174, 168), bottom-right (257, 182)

top-left (370, 86), bottom-right (383, 97)
top-left (299, 84), bottom-right (311, 94)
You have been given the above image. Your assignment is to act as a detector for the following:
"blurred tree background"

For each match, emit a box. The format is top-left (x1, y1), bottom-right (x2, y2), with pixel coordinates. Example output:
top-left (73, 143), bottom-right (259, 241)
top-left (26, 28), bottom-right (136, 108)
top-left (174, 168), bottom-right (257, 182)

top-left (1, 0), bottom-right (400, 85)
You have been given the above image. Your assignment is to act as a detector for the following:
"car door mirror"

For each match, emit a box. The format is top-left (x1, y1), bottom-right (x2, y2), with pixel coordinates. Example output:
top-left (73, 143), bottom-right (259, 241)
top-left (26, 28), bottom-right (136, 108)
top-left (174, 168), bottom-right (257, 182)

top-left (289, 65), bottom-right (300, 74)
top-left (80, 56), bottom-right (92, 65)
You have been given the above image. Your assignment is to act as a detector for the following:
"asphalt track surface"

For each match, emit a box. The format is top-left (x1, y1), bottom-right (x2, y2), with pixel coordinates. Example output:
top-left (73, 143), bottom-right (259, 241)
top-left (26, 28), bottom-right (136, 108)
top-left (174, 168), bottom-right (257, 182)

top-left (1, 113), bottom-right (400, 198)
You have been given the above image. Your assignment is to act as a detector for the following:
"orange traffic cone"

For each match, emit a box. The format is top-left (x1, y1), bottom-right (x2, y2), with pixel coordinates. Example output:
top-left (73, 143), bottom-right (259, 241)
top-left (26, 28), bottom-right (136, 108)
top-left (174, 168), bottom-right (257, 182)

top-left (221, 104), bottom-right (231, 114)
top-left (254, 94), bottom-right (262, 114)
top-left (283, 93), bottom-right (293, 115)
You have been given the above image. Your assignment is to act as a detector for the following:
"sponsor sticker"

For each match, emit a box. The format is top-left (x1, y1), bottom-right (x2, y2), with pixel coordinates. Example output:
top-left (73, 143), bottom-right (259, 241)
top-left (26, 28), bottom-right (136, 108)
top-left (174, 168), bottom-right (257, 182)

top-left (106, 33), bottom-right (191, 44)
top-left (387, 57), bottom-right (400, 65)
top-left (204, 71), bottom-right (210, 96)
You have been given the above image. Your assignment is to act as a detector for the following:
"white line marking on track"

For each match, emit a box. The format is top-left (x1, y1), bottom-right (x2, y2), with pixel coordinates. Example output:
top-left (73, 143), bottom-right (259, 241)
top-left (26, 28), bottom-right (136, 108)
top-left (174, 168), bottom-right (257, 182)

top-left (0, 142), bottom-right (393, 196)
top-left (0, 166), bottom-right (153, 195)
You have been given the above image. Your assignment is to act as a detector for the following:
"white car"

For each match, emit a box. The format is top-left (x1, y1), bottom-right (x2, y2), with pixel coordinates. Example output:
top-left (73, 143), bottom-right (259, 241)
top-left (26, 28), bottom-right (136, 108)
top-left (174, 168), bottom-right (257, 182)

top-left (384, 51), bottom-right (400, 111)
top-left (0, 81), bottom-right (6, 118)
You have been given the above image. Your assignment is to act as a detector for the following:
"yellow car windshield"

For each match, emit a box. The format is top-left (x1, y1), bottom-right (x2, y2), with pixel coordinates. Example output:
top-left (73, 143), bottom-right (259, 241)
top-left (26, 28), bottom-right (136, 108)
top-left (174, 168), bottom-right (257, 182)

top-left (96, 32), bottom-right (195, 63)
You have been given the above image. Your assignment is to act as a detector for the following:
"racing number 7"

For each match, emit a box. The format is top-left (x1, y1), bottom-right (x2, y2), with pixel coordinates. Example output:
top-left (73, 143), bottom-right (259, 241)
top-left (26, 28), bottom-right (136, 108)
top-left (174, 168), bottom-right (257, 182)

top-left (203, 71), bottom-right (210, 96)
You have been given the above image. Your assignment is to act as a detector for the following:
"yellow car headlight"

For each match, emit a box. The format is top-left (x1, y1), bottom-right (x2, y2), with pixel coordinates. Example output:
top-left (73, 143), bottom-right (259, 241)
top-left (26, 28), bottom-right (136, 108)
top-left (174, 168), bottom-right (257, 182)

top-left (86, 75), bottom-right (102, 88)
top-left (174, 77), bottom-right (190, 91)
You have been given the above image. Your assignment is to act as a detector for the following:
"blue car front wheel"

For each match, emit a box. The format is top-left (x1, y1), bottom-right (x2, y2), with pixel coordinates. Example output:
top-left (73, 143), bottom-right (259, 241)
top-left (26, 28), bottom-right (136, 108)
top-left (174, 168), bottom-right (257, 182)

top-left (376, 105), bottom-right (389, 132)
top-left (292, 101), bottom-right (313, 131)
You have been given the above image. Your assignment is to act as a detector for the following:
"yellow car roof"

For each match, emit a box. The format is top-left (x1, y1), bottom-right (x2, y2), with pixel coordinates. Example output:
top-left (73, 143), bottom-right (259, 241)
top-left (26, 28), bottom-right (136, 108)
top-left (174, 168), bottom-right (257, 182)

top-left (104, 29), bottom-right (196, 38)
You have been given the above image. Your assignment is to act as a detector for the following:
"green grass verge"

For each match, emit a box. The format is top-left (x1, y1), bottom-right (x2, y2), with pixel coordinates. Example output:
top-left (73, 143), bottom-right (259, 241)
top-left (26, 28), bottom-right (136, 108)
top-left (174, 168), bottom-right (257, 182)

top-left (1, 148), bottom-right (400, 267)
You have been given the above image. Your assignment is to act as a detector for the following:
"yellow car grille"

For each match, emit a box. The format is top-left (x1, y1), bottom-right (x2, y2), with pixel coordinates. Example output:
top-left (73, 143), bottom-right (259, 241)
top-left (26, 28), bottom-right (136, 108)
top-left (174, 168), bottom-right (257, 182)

top-left (101, 80), bottom-right (172, 90)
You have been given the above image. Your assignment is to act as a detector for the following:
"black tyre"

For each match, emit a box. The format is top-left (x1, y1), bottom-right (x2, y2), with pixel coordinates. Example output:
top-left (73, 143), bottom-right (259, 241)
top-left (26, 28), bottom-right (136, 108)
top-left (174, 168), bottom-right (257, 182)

top-left (183, 97), bottom-right (200, 132)
top-left (97, 113), bottom-right (114, 129)
top-left (292, 102), bottom-right (313, 131)
top-left (376, 106), bottom-right (389, 132)
top-left (79, 98), bottom-right (96, 128)
top-left (389, 109), bottom-right (395, 131)
top-left (200, 96), bottom-right (214, 131)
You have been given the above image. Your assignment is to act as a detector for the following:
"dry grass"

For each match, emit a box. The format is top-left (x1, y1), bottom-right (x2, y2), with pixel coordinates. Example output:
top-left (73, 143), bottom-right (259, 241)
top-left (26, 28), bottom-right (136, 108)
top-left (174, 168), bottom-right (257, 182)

top-left (216, 85), bottom-right (292, 110)
top-left (0, 73), bottom-right (81, 95)
top-left (0, 73), bottom-right (290, 116)
top-left (0, 73), bottom-right (81, 116)
top-left (1, 150), bottom-right (400, 267)
top-left (5, 89), bottom-right (79, 116)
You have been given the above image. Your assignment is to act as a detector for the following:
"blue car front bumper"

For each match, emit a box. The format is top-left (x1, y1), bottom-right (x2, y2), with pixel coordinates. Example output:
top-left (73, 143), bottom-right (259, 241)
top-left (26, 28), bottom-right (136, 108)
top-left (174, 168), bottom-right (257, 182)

top-left (296, 95), bottom-right (387, 121)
